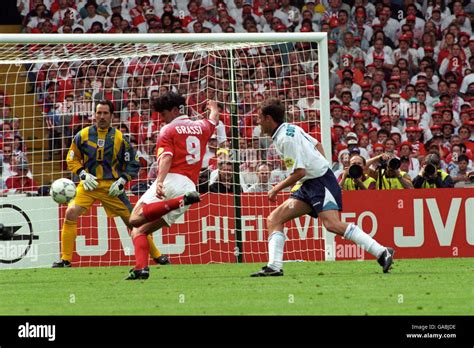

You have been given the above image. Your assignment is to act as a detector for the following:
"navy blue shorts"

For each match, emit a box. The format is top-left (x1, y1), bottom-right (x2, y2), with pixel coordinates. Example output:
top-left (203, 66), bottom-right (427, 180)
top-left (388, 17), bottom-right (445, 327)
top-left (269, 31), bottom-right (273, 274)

top-left (290, 169), bottom-right (343, 218)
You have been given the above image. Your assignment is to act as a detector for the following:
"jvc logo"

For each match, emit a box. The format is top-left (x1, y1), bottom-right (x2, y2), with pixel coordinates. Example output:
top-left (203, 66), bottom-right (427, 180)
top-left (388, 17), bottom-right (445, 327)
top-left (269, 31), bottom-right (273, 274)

top-left (18, 322), bottom-right (56, 341)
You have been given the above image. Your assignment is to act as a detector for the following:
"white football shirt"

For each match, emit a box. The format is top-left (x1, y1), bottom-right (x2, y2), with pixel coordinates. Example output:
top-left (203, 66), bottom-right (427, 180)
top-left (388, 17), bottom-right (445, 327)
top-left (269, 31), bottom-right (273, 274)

top-left (272, 123), bottom-right (330, 182)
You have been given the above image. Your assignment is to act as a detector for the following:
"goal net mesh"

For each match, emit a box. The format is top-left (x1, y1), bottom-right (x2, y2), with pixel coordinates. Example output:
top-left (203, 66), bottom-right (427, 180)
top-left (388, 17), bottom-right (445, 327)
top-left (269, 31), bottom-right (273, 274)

top-left (0, 39), bottom-right (327, 268)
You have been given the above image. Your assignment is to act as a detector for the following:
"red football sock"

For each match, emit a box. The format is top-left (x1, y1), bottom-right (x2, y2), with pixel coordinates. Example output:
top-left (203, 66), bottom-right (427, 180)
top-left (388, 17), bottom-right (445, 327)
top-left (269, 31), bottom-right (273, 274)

top-left (133, 234), bottom-right (149, 270)
top-left (142, 195), bottom-right (184, 222)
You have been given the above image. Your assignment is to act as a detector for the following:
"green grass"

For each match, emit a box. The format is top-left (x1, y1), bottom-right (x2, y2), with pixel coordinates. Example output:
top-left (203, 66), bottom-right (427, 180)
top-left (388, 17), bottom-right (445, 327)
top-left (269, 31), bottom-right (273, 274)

top-left (0, 258), bottom-right (473, 315)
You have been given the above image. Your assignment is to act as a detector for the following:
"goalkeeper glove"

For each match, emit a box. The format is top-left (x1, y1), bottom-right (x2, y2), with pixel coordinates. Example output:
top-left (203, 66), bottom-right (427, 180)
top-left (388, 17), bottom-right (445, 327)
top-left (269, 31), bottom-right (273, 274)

top-left (79, 170), bottom-right (98, 191)
top-left (109, 177), bottom-right (127, 197)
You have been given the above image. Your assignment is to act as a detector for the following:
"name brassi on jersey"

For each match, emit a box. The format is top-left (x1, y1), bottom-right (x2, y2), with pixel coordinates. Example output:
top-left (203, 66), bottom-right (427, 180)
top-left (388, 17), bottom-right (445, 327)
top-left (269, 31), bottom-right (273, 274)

top-left (175, 126), bottom-right (203, 135)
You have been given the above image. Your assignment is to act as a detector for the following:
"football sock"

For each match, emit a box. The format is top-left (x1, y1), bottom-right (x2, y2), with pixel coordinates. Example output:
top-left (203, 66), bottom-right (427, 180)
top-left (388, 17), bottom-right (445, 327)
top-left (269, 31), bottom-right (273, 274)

top-left (60, 219), bottom-right (77, 262)
top-left (267, 231), bottom-right (285, 271)
top-left (133, 234), bottom-right (149, 270)
top-left (142, 196), bottom-right (184, 222)
top-left (147, 235), bottom-right (161, 259)
top-left (343, 223), bottom-right (385, 258)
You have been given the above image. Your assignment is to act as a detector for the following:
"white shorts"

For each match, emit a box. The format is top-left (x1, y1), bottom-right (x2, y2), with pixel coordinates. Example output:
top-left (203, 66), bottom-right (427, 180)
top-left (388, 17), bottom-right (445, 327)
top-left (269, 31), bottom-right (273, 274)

top-left (137, 173), bottom-right (196, 226)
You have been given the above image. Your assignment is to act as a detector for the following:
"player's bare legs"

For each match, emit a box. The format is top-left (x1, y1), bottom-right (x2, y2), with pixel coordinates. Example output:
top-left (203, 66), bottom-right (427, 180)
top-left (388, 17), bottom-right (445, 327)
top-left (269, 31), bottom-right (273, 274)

top-left (267, 198), bottom-right (311, 233)
top-left (129, 192), bottom-right (201, 228)
top-left (317, 210), bottom-right (348, 236)
top-left (52, 204), bottom-right (87, 268)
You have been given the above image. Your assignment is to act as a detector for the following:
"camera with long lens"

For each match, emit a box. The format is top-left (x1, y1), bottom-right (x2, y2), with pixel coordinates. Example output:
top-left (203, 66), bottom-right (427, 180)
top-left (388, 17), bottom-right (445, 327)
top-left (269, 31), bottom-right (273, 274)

top-left (348, 164), bottom-right (363, 179)
top-left (424, 163), bottom-right (436, 177)
top-left (380, 157), bottom-right (401, 170)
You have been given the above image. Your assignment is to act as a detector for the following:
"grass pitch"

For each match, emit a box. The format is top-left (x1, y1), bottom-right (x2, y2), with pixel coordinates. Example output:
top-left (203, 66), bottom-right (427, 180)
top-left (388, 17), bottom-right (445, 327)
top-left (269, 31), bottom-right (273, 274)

top-left (0, 258), bottom-right (472, 315)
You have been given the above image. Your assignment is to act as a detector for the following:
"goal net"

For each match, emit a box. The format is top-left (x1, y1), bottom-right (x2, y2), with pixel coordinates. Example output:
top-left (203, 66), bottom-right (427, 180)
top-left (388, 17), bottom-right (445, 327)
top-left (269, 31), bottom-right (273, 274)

top-left (0, 33), bottom-right (332, 269)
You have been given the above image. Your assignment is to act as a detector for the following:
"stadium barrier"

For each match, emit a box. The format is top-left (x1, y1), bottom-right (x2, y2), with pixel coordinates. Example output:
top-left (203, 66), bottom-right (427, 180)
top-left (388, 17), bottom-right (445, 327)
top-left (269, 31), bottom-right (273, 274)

top-left (1, 188), bottom-right (473, 269)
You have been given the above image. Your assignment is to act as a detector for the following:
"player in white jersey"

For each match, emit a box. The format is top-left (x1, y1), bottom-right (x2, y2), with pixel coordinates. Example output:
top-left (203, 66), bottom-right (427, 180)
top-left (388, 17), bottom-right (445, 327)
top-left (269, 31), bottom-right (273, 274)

top-left (251, 98), bottom-right (394, 277)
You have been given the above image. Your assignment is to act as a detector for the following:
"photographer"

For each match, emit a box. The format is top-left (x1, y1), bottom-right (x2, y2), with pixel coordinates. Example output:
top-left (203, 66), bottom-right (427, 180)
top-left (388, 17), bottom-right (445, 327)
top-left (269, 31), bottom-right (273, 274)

top-left (339, 155), bottom-right (376, 190)
top-left (367, 153), bottom-right (414, 190)
top-left (413, 153), bottom-right (454, 189)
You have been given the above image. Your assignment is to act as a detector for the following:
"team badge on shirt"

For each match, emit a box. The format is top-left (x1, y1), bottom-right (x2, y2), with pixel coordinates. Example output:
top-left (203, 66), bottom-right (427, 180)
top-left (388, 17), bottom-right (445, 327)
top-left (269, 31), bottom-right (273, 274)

top-left (97, 139), bottom-right (105, 147)
top-left (156, 147), bottom-right (164, 157)
top-left (284, 157), bottom-right (295, 169)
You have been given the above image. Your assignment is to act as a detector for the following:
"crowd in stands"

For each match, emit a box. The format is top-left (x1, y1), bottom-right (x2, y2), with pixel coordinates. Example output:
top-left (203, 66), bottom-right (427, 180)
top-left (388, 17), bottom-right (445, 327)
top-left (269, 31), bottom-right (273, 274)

top-left (2, 0), bottom-right (473, 195)
top-left (0, 89), bottom-right (38, 194)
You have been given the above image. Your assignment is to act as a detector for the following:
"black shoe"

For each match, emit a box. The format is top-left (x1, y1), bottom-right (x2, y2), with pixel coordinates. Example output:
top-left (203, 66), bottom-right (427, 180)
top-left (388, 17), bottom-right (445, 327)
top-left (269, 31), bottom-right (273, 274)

top-left (377, 247), bottom-right (394, 273)
top-left (154, 255), bottom-right (171, 265)
top-left (250, 266), bottom-right (284, 277)
top-left (183, 191), bottom-right (201, 205)
top-left (52, 259), bottom-right (71, 268)
top-left (125, 267), bottom-right (150, 280)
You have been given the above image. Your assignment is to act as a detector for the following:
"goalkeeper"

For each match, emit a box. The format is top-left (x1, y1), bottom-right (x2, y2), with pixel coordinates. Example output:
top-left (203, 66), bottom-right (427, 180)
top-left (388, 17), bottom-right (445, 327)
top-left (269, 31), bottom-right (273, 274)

top-left (52, 100), bottom-right (168, 268)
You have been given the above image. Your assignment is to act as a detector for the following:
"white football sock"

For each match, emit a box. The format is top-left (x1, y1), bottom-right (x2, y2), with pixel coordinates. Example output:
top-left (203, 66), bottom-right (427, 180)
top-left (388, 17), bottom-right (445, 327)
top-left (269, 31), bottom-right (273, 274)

top-left (267, 231), bottom-right (285, 271)
top-left (343, 223), bottom-right (385, 258)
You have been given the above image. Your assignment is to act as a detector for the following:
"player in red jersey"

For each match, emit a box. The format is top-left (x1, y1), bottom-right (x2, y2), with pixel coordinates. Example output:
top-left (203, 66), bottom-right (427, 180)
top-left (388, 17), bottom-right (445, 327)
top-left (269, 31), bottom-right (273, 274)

top-left (125, 92), bottom-right (219, 280)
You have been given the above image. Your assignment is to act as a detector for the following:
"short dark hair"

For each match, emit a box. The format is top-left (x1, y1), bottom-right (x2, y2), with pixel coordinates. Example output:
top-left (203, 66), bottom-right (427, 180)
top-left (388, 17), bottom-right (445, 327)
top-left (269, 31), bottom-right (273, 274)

top-left (153, 92), bottom-right (186, 113)
top-left (96, 99), bottom-right (114, 114)
top-left (259, 98), bottom-right (285, 124)
top-left (458, 154), bottom-right (469, 163)
top-left (338, 9), bottom-right (348, 16)
top-left (86, 0), bottom-right (98, 9)
top-left (111, 13), bottom-right (123, 21)
top-left (377, 128), bottom-right (390, 137)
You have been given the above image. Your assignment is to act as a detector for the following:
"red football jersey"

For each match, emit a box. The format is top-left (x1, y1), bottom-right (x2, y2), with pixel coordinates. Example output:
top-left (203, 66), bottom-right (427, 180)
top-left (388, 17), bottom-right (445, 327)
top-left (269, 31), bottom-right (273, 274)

top-left (156, 116), bottom-right (216, 184)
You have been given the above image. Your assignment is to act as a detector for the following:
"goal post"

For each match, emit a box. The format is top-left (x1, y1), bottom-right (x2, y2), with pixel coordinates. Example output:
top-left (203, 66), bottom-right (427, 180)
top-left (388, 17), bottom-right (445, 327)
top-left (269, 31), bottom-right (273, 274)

top-left (0, 33), bottom-right (332, 268)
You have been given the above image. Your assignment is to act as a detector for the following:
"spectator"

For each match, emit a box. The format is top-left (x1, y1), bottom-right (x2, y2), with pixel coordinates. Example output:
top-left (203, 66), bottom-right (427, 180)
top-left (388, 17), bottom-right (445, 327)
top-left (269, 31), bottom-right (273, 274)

top-left (52, 0), bottom-right (83, 28)
top-left (247, 162), bottom-right (272, 192)
top-left (337, 31), bottom-right (365, 62)
top-left (1, 143), bottom-right (14, 180)
top-left (83, 0), bottom-right (106, 32)
top-left (450, 154), bottom-right (473, 186)
top-left (209, 160), bottom-right (235, 193)
top-left (398, 141), bottom-right (420, 179)
top-left (25, 3), bottom-right (53, 32)
top-left (5, 159), bottom-right (38, 193)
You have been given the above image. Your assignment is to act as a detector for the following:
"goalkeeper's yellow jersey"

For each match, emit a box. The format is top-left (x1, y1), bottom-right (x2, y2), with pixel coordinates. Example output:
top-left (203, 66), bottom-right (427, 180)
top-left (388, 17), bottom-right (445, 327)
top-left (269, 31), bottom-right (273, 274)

top-left (66, 125), bottom-right (140, 182)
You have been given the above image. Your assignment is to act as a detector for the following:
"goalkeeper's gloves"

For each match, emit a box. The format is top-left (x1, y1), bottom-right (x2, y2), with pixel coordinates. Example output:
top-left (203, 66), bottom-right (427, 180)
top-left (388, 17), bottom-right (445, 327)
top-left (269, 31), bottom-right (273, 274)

top-left (109, 177), bottom-right (127, 197)
top-left (79, 170), bottom-right (98, 191)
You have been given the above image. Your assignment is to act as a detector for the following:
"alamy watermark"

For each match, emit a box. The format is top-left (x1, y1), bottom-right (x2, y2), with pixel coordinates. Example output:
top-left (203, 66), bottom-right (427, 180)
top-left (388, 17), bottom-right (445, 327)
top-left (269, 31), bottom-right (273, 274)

top-left (0, 242), bottom-right (38, 262)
